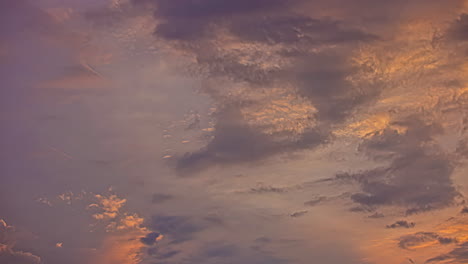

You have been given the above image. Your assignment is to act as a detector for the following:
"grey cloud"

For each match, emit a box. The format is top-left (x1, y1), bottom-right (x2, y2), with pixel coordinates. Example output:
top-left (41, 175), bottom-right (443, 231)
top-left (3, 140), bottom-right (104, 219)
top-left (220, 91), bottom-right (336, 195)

top-left (203, 243), bottom-right (238, 258)
top-left (147, 215), bottom-right (203, 243)
top-left (0, 246), bottom-right (41, 264)
top-left (247, 185), bottom-right (290, 194)
top-left (405, 206), bottom-right (436, 216)
top-left (254, 237), bottom-right (272, 244)
top-left (147, 215), bottom-right (223, 243)
top-left (135, 0), bottom-right (292, 40)
top-left (461, 207), bottom-right (468, 214)
top-left (229, 16), bottom-right (377, 45)
top-left (368, 212), bottom-right (385, 218)
top-left (151, 193), bottom-right (174, 204)
top-left (140, 232), bottom-right (162, 245)
top-left (125, 0), bottom-right (380, 172)
top-left (304, 196), bottom-right (328, 206)
top-left (292, 52), bottom-right (382, 122)
top-left (438, 237), bottom-right (458, 244)
top-left (447, 13), bottom-right (468, 42)
top-left (175, 107), bottom-right (327, 172)
top-left (182, 242), bottom-right (287, 264)
top-left (289, 210), bottom-right (308, 218)
top-left (398, 232), bottom-right (457, 249)
top-left (426, 242), bottom-right (468, 263)
top-left (0, 220), bottom-right (41, 264)
top-left (349, 206), bottom-right (374, 213)
top-left (173, 52), bottom-right (379, 171)
top-left (156, 250), bottom-right (181, 259)
top-left (386, 220), bottom-right (415, 229)
top-left (398, 232), bottom-right (438, 249)
top-left (336, 118), bottom-right (459, 212)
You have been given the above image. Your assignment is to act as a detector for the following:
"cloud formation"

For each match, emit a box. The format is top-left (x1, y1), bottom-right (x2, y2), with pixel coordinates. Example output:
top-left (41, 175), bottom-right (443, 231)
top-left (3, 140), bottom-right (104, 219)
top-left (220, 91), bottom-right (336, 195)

top-left (398, 232), bottom-right (457, 250)
top-left (334, 118), bottom-right (460, 213)
top-left (0, 220), bottom-right (42, 264)
top-left (386, 220), bottom-right (416, 229)
top-left (426, 242), bottom-right (468, 263)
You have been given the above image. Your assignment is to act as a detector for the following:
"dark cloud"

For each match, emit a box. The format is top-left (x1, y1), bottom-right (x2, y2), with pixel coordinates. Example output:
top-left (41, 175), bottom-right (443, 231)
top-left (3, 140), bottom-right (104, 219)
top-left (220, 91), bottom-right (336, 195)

top-left (0, 246), bottom-right (41, 264)
top-left (398, 232), bottom-right (438, 249)
top-left (405, 206), bottom-right (436, 216)
top-left (175, 107), bottom-right (327, 172)
top-left (151, 193), bottom-right (174, 204)
top-left (292, 52), bottom-right (382, 122)
top-left (447, 13), bottom-right (468, 41)
top-left (461, 207), bottom-right (468, 214)
top-left (368, 212), bottom-right (385, 218)
top-left (203, 244), bottom-right (238, 258)
top-left (147, 246), bottom-right (181, 260)
top-left (398, 232), bottom-right (457, 249)
top-left (336, 118), bottom-right (459, 212)
top-left (438, 236), bottom-right (458, 244)
top-left (254, 237), bottom-right (272, 244)
top-left (289, 210), bottom-right (308, 218)
top-left (156, 250), bottom-right (181, 259)
top-left (184, 242), bottom-right (287, 264)
top-left (147, 215), bottom-right (203, 243)
top-left (386, 220), bottom-right (415, 229)
top-left (140, 232), bottom-right (162, 245)
top-left (304, 196), bottom-right (328, 206)
top-left (248, 185), bottom-right (289, 194)
top-left (147, 215), bottom-right (223, 243)
top-left (175, 107), bottom-right (284, 171)
top-left (349, 206), bottom-right (374, 213)
top-left (172, 51), bottom-right (380, 171)
top-left (0, 220), bottom-right (41, 264)
top-left (135, 0), bottom-right (292, 40)
top-left (229, 16), bottom-right (377, 45)
top-left (128, 0), bottom-right (381, 172)
top-left (426, 242), bottom-right (468, 263)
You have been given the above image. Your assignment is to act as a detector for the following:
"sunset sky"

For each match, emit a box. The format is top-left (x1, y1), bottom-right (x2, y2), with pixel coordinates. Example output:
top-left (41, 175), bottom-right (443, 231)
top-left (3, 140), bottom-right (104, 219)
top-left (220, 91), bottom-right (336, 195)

top-left (1, 0), bottom-right (468, 263)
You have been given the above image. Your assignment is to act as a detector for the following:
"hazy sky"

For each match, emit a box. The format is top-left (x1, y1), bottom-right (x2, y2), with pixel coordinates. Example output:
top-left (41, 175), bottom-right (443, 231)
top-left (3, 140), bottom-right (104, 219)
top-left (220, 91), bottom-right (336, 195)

top-left (1, 0), bottom-right (468, 263)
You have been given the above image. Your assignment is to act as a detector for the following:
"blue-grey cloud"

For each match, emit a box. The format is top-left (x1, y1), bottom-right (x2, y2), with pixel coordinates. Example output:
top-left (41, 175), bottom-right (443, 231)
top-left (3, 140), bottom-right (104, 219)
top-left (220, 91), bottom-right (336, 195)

top-left (386, 220), bottom-right (415, 229)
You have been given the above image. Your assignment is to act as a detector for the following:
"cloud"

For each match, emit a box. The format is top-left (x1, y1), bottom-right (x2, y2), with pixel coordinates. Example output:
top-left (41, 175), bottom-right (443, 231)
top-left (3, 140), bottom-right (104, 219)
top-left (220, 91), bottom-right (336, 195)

top-left (0, 220), bottom-right (42, 264)
top-left (146, 215), bottom-right (210, 243)
top-left (140, 232), bottom-right (163, 245)
top-left (398, 232), bottom-right (457, 250)
top-left (368, 212), bottom-right (385, 218)
top-left (125, 0), bottom-right (382, 172)
top-left (151, 193), bottom-right (174, 204)
top-left (386, 220), bottom-right (415, 229)
top-left (289, 210), bottom-right (308, 218)
top-left (137, 0), bottom-right (292, 41)
top-left (335, 118), bottom-right (460, 212)
top-left (178, 241), bottom-right (287, 264)
top-left (304, 196), bottom-right (328, 206)
top-left (229, 16), bottom-right (377, 45)
top-left (175, 106), bottom-right (327, 172)
top-left (37, 64), bottom-right (110, 90)
top-left (0, 245), bottom-right (42, 264)
top-left (31, 191), bottom-right (157, 264)
top-left (426, 242), bottom-right (468, 263)
top-left (447, 13), bottom-right (468, 42)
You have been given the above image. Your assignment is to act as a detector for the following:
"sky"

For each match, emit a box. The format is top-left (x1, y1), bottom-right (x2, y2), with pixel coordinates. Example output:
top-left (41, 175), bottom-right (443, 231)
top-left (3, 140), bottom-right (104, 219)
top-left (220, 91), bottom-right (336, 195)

top-left (1, 0), bottom-right (468, 263)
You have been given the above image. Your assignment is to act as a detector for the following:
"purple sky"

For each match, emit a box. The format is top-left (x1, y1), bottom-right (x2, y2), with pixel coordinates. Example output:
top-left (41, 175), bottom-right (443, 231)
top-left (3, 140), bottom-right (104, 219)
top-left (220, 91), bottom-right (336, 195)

top-left (1, 0), bottom-right (468, 264)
